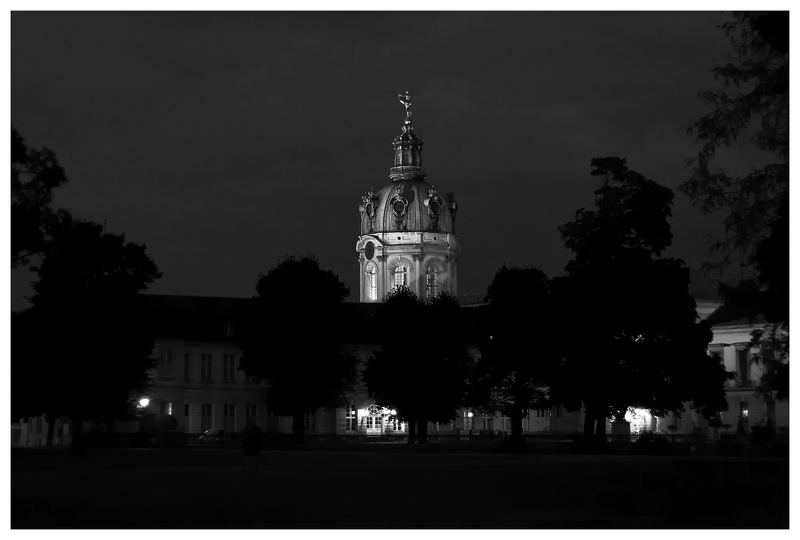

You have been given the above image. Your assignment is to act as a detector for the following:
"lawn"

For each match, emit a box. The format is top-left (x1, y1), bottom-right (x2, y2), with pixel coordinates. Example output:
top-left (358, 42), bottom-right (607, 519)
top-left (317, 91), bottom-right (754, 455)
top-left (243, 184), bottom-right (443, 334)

top-left (11, 447), bottom-right (789, 528)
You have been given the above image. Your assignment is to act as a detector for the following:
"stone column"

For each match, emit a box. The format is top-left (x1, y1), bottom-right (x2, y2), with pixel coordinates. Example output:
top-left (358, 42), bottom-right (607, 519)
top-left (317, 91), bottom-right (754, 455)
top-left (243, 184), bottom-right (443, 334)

top-left (377, 254), bottom-right (387, 300)
top-left (358, 254), bottom-right (365, 302)
top-left (413, 253), bottom-right (424, 299)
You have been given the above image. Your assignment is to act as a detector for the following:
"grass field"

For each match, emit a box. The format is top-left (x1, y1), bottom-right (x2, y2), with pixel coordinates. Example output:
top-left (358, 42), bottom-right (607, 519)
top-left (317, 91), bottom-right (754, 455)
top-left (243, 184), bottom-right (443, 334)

top-left (11, 447), bottom-right (789, 528)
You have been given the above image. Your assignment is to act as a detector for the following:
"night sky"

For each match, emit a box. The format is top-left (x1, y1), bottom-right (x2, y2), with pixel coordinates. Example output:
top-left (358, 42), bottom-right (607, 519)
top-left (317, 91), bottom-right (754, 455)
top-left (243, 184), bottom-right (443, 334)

top-left (11, 12), bottom-right (766, 308)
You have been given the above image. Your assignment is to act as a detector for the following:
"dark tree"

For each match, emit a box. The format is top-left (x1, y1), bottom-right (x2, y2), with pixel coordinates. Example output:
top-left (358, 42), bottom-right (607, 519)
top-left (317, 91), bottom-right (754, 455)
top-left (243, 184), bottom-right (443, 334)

top-left (238, 256), bottom-right (355, 443)
top-left (473, 266), bottom-right (557, 447)
top-left (364, 287), bottom-right (470, 444)
top-left (557, 158), bottom-right (730, 440)
top-left (11, 127), bottom-right (68, 268)
top-left (681, 12), bottom-right (788, 263)
top-left (681, 12), bottom-right (789, 416)
top-left (15, 215), bottom-right (161, 448)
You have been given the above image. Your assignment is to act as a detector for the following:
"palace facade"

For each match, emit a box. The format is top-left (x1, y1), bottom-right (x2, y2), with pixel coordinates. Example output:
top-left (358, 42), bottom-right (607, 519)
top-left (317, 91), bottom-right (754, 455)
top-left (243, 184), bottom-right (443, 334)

top-left (12, 98), bottom-right (787, 446)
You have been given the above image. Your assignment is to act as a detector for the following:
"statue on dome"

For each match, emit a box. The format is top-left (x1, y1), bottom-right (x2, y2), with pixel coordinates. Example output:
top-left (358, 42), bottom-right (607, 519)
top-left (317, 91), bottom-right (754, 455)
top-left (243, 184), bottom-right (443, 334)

top-left (398, 90), bottom-right (412, 120)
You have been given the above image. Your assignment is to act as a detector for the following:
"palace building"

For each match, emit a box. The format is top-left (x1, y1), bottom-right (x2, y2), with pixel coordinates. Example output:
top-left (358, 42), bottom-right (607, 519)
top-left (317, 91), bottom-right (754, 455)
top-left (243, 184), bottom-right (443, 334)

top-left (11, 96), bottom-right (788, 446)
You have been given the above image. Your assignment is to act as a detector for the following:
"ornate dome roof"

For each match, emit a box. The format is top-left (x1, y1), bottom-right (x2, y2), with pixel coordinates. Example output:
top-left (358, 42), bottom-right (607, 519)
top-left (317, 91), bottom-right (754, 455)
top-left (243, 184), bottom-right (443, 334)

top-left (358, 92), bottom-right (458, 235)
top-left (360, 180), bottom-right (455, 235)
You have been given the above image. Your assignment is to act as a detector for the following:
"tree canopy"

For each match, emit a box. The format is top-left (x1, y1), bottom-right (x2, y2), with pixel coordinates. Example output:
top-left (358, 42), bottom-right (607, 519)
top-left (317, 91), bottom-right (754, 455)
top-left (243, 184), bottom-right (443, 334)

top-left (238, 256), bottom-right (355, 442)
top-left (364, 287), bottom-right (471, 443)
top-left (13, 216), bottom-right (161, 446)
top-left (681, 12), bottom-right (789, 417)
top-left (11, 127), bottom-right (68, 268)
top-left (471, 266), bottom-right (558, 445)
top-left (557, 158), bottom-right (730, 438)
top-left (681, 12), bottom-right (788, 266)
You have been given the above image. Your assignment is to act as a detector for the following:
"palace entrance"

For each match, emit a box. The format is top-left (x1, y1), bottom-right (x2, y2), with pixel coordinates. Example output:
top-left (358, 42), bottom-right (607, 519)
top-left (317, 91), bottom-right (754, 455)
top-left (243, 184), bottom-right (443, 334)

top-left (358, 404), bottom-right (404, 436)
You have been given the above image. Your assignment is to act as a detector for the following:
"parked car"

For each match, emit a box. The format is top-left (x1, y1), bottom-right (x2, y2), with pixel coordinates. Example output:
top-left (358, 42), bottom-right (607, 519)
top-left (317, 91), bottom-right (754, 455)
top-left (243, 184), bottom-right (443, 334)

top-left (198, 429), bottom-right (231, 443)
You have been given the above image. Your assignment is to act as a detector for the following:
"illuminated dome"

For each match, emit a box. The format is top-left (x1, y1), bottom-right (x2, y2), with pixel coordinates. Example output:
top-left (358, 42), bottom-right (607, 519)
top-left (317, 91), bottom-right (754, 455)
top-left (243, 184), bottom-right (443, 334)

top-left (359, 93), bottom-right (457, 235)
top-left (363, 180), bottom-right (455, 234)
top-left (356, 92), bottom-right (460, 303)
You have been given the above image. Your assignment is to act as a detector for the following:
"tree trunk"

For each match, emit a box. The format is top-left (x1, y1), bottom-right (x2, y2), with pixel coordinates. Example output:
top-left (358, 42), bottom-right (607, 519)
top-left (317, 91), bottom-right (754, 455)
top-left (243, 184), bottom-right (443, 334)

top-left (45, 413), bottom-right (55, 447)
top-left (407, 417), bottom-right (416, 445)
top-left (583, 410), bottom-right (595, 438)
top-left (70, 417), bottom-right (85, 455)
top-left (765, 393), bottom-right (776, 429)
top-left (417, 419), bottom-right (428, 444)
top-left (595, 411), bottom-right (607, 440)
top-left (510, 409), bottom-right (523, 444)
top-left (292, 412), bottom-right (305, 444)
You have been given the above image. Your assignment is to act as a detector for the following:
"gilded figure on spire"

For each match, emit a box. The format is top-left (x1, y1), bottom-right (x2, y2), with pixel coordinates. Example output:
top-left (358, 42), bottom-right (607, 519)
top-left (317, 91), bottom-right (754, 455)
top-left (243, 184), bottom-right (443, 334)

top-left (398, 90), bottom-right (412, 121)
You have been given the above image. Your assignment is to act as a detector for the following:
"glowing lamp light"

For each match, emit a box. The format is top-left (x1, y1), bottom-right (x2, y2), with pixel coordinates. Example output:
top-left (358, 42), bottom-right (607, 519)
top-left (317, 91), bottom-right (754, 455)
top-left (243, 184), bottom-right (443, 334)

top-left (390, 409), bottom-right (397, 416)
top-left (137, 397), bottom-right (150, 409)
top-left (467, 411), bottom-right (474, 418)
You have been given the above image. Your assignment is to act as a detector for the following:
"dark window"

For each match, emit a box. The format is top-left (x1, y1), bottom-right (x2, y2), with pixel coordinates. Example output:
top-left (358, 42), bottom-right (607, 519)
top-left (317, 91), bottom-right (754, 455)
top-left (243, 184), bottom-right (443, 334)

top-left (223, 404), bottom-right (235, 431)
top-left (201, 403), bottom-right (212, 431)
top-left (246, 404), bottom-right (257, 418)
top-left (200, 354), bottom-right (213, 383)
top-left (160, 349), bottom-right (174, 379)
top-left (223, 320), bottom-right (234, 337)
top-left (737, 348), bottom-right (751, 386)
top-left (184, 353), bottom-right (191, 382)
top-left (223, 354), bottom-right (235, 382)
top-left (184, 404), bottom-right (190, 417)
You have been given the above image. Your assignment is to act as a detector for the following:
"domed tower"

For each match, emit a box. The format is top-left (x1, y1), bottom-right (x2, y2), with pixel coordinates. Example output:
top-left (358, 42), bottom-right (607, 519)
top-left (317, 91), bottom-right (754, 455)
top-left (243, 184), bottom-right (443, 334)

top-left (356, 92), bottom-right (459, 302)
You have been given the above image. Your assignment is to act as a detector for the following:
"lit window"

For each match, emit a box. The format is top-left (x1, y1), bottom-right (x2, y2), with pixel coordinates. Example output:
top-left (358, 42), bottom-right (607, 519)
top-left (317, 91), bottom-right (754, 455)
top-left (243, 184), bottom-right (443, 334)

top-left (345, 405), bottom-right (357, 432)
top-left (162, 401), bottom-right (173, 416)
top-left (393, 265), bottom-right (408, 289)
top-left (366, 263), bottom-right (377, 301)
top-left (426, 266), bottom-right (439, 300)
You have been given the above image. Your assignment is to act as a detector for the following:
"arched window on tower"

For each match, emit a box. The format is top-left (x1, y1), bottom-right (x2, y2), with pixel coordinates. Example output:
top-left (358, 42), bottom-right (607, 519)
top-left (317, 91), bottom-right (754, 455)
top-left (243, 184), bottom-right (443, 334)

top-left (365, 262), bottom-right (377, 301)
top-left (392, 265), bottom-right (408, 289)
top-left (426, 266), bottom-right (439, 300)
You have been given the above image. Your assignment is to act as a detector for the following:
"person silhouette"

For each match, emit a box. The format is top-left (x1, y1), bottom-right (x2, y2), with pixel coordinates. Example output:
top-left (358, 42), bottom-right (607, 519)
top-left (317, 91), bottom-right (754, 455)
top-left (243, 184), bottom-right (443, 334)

top-left (242, 418), bottom-right (263, 475)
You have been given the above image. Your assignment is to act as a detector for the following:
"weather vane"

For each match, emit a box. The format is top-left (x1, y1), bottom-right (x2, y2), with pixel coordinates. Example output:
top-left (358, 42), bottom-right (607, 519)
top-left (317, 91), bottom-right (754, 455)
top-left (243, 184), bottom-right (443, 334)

top-left (398, 90), bottom-right (412, 121)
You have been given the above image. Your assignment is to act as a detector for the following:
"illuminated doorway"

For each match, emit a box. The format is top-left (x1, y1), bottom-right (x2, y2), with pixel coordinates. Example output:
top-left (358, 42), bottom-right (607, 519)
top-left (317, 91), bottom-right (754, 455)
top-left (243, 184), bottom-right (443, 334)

top-left (358, 404), bottom-right (403, 435)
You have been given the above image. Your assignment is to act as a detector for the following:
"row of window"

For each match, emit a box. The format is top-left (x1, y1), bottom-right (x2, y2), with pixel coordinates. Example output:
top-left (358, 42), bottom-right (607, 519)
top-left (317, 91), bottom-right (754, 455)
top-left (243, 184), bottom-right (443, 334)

top-left (158, 401), bottom-right (259, 431)
top-left (365, 263), bottom-right (442, 301)
top-left (343, 406), bottom-right (565, 433)
top-left (159, 350), bottom-right (240, 383)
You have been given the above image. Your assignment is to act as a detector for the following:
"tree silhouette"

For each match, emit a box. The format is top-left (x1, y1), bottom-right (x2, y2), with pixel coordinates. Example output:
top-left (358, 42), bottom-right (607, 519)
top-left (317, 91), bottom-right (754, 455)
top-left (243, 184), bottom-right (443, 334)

top-left (681, 12), bottom-right (788, 264)
top-left (680, 12), bottom-right (789, 422)
top-left (11, 127), bottom-right (68, 268)
top-left (364, 287), bottom-right (470, 444)
top-left (238, 256), bottom-right (355, 443)
top-left (558, 158), bottom-right (730, 440)
top-left (14, 215), bottom-right (161, 448)
top-left (472, 266), bottom-right (557, 447)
